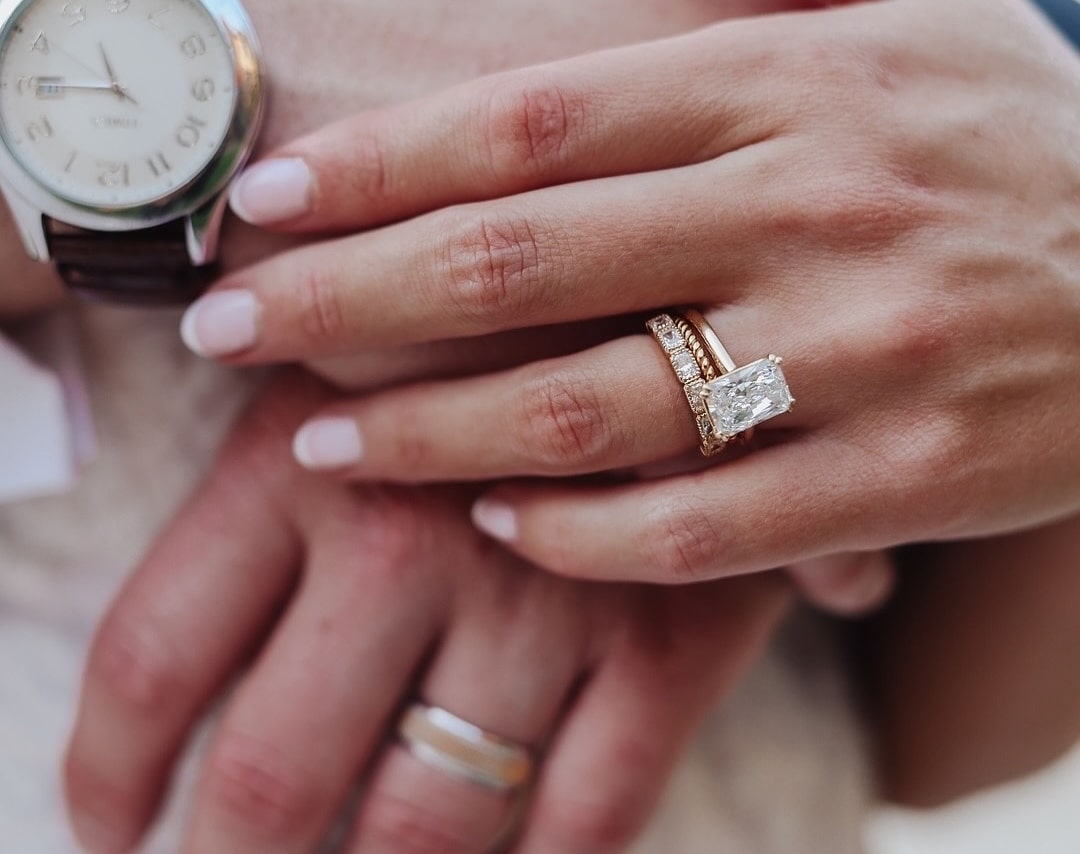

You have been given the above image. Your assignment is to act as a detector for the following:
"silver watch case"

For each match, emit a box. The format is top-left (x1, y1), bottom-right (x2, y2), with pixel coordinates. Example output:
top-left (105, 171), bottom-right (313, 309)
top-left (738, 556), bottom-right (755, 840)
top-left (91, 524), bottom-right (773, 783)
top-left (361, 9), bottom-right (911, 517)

top-left (0, 0), bottom-right (264, 264)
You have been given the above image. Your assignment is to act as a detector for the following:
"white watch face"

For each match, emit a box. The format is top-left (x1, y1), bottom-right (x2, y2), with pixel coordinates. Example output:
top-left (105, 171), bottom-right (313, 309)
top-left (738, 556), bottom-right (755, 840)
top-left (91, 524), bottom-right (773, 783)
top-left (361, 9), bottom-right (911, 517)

top-left (0, 0), bottom-right (237, 209)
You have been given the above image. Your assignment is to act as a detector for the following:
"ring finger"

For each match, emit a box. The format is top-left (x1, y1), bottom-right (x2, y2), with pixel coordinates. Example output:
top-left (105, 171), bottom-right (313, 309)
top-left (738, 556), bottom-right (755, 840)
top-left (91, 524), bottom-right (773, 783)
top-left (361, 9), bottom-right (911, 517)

top-left (292, 308), bottom-right (815, 482)
top-left (347, 560), bottom-right (590, 853)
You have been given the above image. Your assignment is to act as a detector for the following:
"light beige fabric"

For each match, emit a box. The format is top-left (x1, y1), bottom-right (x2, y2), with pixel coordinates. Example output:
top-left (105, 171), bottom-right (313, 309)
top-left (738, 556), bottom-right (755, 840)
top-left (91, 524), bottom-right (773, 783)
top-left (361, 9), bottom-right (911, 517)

top-left (0, 303), bottom-right (872, 852)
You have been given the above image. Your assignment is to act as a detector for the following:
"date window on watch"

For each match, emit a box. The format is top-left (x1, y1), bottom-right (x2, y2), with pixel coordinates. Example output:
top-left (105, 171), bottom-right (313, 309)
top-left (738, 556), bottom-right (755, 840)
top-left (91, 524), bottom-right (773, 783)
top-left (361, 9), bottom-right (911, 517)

top-left (34, 76), bottom-right (64, 99)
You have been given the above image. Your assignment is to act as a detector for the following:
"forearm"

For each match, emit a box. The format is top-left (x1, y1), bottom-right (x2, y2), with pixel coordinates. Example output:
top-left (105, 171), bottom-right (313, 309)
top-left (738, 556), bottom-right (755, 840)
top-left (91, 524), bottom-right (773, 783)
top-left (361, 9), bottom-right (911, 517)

top-left (865, 515), bottom-right (1080, 807)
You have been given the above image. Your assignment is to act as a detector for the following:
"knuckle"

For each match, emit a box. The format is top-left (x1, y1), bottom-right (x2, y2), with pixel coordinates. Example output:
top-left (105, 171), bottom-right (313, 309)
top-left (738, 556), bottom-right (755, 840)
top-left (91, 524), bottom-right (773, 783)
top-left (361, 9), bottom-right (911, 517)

top-left (790, 164), bottom-right (929, 250)
top-left (204, 731), bottom-right (321, 838)
top-left (87, 610), bottom-right (188, 717)
top-left (438, 212), bottom-right (552, 322)
top-left (482, 75), bottom-right (587, 178)
top-left (518, 369), bottom-right (615, 471)
top-left (879, 291), bottom-right (963, 375)
top-left (335, 488), bottom-right (430, 589)
top-left (340, 129), bottom-right (392, 208)
top-left (296, 263), bottom-right (350, 347)
top-left (640, 495), bottom-right (729, 580)
top-left (358, 788), bottom-right (475, 854)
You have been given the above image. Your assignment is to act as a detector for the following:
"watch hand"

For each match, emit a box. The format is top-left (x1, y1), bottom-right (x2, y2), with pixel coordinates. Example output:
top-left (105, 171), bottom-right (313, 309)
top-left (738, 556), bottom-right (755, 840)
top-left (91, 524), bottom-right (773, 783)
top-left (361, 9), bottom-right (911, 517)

top-left (98, 42), bottom-right (118, 86)
top-left (49, 41), bottom-right (110, 85)
top-left (34, 78), bottom-right (138, 98)
top-left (97, 42), bottom-right (139, 107)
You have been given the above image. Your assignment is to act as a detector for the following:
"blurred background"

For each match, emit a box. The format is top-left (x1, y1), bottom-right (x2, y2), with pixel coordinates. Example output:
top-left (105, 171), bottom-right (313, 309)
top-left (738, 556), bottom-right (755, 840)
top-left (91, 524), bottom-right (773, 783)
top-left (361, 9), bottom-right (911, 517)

top-left (867, 741), bottom-right (1080, 854)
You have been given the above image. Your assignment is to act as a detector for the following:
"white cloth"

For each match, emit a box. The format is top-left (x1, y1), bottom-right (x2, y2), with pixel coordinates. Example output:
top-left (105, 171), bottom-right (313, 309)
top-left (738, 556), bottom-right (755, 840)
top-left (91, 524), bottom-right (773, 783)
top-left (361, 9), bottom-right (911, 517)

top-left (0, 311), bottom-right (95, 504)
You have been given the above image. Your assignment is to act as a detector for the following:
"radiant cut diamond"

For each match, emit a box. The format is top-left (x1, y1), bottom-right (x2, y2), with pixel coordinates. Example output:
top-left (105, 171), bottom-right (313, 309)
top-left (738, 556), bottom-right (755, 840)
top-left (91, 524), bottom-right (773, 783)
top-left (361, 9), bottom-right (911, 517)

top-left (702, 358), bottom-right (793, 438)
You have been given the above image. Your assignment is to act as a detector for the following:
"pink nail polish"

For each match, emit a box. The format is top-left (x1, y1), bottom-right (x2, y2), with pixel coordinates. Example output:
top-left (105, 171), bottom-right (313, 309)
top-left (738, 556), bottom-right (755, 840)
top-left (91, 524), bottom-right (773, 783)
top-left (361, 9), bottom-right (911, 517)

top-left (472, 498), bottom-right (518, 542)
top-left (180, 291), bottom-right (259, 358)
top-left (293, 418), bottom-right (364, 469)
top-left (229, 158), bottom-right (313, 225)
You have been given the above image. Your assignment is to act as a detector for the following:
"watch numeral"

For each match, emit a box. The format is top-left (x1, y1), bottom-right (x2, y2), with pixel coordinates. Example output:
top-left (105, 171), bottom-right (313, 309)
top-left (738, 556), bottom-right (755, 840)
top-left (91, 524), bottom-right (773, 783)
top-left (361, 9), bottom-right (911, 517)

top-left (30, 31), bottom-right (49, 54)
top-left (180, 34), bottom-right (206, 58)
top-left (97, 160), bottom-right (130, 187)
top-left (106, 0), bottom-right (131, 14)
top-left (26, 117), bottom-right (53, 142)
top-left (176, 114), bottom-right (207, 148)
top-left (147, 151), bottom-right (171, 177)
top-left (16, 75), bottom-right (34, 95)
top-left (61, 2), bottom-right (86, 25)
top-left (191, 77), bottom-right (215, 102)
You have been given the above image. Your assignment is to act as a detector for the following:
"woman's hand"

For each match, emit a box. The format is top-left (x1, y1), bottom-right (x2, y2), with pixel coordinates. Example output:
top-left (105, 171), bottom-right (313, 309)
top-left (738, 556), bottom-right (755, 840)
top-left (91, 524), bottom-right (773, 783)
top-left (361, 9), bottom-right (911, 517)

top-left (179, 0), bottom-right (1080, 582)
top-left (62, 375), bottom-right (792, 854)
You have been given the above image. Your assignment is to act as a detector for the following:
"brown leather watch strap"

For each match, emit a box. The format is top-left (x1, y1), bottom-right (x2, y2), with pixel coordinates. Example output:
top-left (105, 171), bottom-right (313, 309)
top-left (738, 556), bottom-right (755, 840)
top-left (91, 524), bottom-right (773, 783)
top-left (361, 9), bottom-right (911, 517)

top-left (46, 218), bottom-right (213, 305)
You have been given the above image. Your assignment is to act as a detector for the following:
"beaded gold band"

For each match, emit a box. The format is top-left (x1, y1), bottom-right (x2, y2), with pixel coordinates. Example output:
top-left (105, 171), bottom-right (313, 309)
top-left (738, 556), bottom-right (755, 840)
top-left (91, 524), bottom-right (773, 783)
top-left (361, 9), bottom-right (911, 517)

top-left (647, 312), bottom-right (728, 456)
top-left (683, 309), bottom-right (737, 374)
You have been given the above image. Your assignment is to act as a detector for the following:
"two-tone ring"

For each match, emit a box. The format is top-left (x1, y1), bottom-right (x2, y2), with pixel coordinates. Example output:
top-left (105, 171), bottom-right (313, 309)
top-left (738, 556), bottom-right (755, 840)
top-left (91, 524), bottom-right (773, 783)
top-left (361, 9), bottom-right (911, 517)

top-left (397, 702), bottom-right (535, 792)
top-left (647, 310), bottom-right (795, 456)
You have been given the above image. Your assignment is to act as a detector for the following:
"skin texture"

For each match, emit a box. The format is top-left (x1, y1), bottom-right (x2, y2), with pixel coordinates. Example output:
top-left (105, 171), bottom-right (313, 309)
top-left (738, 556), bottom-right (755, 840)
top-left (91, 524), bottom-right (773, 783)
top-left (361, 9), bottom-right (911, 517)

top-left (184, 0), bottom-right (1080, 583)
top-left (55, 3), bottom-right (862, 854)
top-left (63, 374), bottom-right (792, 854)
top-left (0, 0), bottom-right (796, 318)
top-left (42, 0), bottom-right (1077, 850)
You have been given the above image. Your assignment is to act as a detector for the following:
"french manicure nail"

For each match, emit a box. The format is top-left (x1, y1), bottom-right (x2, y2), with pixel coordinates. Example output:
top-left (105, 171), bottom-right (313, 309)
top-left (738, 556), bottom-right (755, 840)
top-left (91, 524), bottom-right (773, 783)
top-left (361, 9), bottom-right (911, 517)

top-left (293, 418), bottom-right (364, 469)
top-left (229, 158), bottom-right (314, 225)
top-left (181, 291), bottom-right (259, 358)
top-left (472, 498), bottom-right (518, 543)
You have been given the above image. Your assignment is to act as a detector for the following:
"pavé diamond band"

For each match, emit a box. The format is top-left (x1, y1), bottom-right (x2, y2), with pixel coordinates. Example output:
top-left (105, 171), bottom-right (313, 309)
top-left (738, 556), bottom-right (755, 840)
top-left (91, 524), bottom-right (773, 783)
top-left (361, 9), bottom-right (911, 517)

top-left (647, 311), bottom-right (795, 457)
top-left (397, 702), bottom-right (535, 792)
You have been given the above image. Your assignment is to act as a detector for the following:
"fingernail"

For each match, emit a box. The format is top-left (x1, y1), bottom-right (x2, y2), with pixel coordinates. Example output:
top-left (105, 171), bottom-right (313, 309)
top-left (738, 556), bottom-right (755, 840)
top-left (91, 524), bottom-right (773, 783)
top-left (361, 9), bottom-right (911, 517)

top-left (293, 417), bottom-right (364, 469)
top-left (70, 810), bottom-right (129, 854)
top-left (181, 291), bottom-right (259, 358)
top-left (229, 158), bottom-right (314, 225)
top-left (472, 498), bottom-right (518, 542)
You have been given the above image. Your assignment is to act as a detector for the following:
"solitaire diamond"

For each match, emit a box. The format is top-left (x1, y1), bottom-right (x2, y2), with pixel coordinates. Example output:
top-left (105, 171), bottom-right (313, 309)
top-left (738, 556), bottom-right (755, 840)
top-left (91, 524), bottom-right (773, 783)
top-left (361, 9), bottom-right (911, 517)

top-left (702, 357), bottom-right (793, 438)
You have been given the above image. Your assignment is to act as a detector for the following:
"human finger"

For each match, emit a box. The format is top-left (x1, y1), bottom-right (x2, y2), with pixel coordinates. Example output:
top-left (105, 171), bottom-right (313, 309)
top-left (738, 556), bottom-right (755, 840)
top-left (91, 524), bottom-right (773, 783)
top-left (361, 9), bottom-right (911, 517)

top-left (180, 490), bottom-right (445, 854)
top-left (788, 551), bottom-right (896, 616)
top-left (227, 18), bottom-right (797, 231)
top-left (292, 317), bottom-right (811, 480)
top-left (347, 560), bottom-right (588, 853)
top-left (516, 576), bottom-right (791, 853)
top-left (182, 152), bottom-right (776, 363)
top-left (63, 380), bottom-right (319, 854)
top-left (469, 437), bottom-right (900, 583)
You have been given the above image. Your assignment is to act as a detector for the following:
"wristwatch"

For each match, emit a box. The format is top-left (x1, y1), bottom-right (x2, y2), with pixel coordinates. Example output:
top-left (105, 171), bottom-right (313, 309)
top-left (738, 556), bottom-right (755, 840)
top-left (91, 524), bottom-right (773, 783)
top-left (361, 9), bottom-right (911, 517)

top-left (0, 0), bottom-right (263, 304)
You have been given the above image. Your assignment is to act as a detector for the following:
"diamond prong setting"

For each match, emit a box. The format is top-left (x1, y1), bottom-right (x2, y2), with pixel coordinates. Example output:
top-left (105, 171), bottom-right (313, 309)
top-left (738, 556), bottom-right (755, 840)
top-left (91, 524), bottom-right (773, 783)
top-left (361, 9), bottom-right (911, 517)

top-left (700, 357), bottom-right (794, 440)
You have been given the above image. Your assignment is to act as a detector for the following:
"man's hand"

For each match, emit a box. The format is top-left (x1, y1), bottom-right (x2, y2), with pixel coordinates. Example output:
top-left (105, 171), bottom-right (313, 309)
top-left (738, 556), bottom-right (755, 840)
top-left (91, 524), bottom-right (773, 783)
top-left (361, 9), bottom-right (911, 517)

top-left (62, 374), bottom-right (791, 854)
